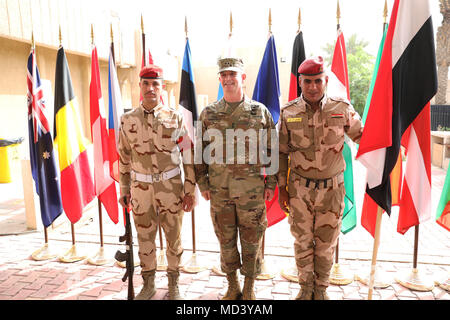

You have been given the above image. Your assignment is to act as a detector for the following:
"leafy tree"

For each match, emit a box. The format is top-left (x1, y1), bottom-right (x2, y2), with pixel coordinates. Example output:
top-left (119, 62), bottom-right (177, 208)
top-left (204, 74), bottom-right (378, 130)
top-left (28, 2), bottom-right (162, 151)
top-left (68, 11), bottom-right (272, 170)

top-left (322, 34), bottom-right (374, 116)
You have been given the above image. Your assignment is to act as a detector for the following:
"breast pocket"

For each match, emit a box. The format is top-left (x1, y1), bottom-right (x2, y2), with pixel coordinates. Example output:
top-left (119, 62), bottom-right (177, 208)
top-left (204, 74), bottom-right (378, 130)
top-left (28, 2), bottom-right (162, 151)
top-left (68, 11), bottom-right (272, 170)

top-left (324, 115), bottom-right (345, 146)
top-left (158, 122), bottom-right (178, 151)
top-left (287, 119), bottom-right (311, 149)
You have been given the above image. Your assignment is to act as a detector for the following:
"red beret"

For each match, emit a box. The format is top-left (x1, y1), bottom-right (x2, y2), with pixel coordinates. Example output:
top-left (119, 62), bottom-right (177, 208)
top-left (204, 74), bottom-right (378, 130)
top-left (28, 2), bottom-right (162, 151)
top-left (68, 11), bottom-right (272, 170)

top-left (139, 64), bottom-right (163, 79)
top-left (298, 56), bottom-right (324, 76)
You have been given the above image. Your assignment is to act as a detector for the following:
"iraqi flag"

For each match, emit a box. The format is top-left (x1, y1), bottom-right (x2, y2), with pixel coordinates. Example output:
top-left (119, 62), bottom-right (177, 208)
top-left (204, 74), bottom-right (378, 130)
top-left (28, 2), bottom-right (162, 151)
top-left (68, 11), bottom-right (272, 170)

top-left (328, 28), bottom-right (356, 234)
top-left (356, 0), bottom-right (437, 236)
top-left (54, 46), bottom-right (95, 224)
top-left (252, 34), bottom-right (285, 227)
top-left (288, 31), bottom-right (306, 101)
top-left (107, 44), bottom-right (123, 182)
top-left (27, 49), bottom-right (63, 228)
top-left (90, 46), bottom-right (119, 224)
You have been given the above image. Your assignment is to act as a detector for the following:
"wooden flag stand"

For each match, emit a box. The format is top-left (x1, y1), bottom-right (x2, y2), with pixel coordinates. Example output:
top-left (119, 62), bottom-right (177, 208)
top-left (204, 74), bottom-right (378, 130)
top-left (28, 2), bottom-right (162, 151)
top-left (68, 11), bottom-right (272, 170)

top-left (59, 223), bottom-right (86, 263)
top-left (183, 209), bottom-right (208, 273)
top-left (395, 226), bottom-right (434, 291)
top-left (31, 227), bottom-right (58, 261)
top-left (280, 261), bottom-right (299, 282)
top-left (329, 240), bottom-right (353, 285)
top-left (88, 199), bottom-right (111, 265)
top-left (256, 234), bottom-right (275, 280)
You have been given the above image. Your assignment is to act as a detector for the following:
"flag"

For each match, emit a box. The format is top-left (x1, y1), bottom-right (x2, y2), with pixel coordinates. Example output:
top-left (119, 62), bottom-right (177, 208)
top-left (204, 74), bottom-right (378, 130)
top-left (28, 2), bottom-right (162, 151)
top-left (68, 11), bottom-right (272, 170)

top-left (107, 44), bottom-right (123, 182)
top-left (436, 167), bottom-right (450, 231)
top-left (179, 38), bottom-right (198, 140)
top-left (252, 35), bottom-right (285, 227)
top-left (356, 0), bottom-right (437, 236)
top-left (90, 45), bottom-right (119, 224)
top-left (54, 46), bottom-right (95, 224)
top-left (328, 29), bottom-right (356, 234)
top-left (27, 49), bottom-right (63, 227)
top-left (288, 31), bottom-right (306, 101)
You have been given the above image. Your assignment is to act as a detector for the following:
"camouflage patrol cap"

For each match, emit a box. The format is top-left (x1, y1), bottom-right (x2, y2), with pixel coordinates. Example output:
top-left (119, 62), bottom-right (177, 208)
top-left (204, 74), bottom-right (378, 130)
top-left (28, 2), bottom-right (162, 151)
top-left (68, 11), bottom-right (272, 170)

top-left (218, 57), bottom-right (244, 73)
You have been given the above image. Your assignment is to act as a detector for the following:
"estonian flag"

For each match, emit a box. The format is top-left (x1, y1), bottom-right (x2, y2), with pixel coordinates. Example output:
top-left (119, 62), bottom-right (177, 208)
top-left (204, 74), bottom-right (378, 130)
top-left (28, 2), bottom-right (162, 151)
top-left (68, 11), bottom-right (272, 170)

top-left (54, 46), bottom-right (95, 224)
top-left (356, 0), bottom-right (437, 236)
top-left (27, 49), bottom-right (63, 228)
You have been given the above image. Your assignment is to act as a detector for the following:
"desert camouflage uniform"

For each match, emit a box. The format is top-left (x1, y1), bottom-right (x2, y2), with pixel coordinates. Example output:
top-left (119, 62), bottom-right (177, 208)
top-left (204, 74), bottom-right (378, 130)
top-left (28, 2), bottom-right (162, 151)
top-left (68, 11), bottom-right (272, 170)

top-left (195, 96), bottom-right (277, 278)
top-left (119, 102), bottom-right (195, 273)
top-left (278, 94), bottom-right (363, 289)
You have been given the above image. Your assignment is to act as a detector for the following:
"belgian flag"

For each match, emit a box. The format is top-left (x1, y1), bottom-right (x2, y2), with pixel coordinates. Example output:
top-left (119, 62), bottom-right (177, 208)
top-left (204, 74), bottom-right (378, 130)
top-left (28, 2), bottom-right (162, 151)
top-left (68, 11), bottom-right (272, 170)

top-left (54, 46), bottom-right (95, 224)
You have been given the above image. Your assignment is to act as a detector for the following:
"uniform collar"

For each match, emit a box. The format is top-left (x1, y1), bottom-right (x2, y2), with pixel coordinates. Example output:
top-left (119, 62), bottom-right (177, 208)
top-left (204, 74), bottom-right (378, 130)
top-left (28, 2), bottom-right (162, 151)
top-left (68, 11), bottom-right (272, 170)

top-left (139, 102), bottom-right (164, 117)
top-left (301, 94), bottom-right (327, 111)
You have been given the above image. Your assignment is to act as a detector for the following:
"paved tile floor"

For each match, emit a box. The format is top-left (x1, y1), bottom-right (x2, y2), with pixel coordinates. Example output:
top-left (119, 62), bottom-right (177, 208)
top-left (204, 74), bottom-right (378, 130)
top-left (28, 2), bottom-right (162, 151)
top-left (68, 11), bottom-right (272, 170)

top-left (0, 160), bottom-right (448, 301)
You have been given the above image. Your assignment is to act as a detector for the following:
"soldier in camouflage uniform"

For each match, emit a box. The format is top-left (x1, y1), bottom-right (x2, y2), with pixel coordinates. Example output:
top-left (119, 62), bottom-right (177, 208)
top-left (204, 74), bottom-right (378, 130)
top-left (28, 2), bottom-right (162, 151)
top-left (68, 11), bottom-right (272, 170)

top-left (195, 57), bottom-right (277, 300)
top-left (118, 65), bottom-right (196, 300)
top-left (277, 56), bottom-right (363, 300)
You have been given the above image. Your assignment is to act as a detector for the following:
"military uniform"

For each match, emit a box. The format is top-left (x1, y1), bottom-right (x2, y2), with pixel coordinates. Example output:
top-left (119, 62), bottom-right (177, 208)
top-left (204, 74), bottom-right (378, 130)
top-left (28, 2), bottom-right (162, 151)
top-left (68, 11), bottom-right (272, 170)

top-left (278, 92), bottom-right (363, 295)
top-left (196, 96), bottom-right (277, 278)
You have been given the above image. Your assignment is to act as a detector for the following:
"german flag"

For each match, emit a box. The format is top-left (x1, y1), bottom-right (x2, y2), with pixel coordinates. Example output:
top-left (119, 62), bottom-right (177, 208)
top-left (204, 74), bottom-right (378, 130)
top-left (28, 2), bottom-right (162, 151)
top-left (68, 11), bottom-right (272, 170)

top-left (54, 47), bottom-right (95, 224)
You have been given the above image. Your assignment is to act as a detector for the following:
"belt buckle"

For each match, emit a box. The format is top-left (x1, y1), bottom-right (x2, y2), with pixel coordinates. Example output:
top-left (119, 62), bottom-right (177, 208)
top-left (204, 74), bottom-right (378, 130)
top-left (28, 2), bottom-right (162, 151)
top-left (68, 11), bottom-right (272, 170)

top-left (153, 173), bottom-right (161, 182)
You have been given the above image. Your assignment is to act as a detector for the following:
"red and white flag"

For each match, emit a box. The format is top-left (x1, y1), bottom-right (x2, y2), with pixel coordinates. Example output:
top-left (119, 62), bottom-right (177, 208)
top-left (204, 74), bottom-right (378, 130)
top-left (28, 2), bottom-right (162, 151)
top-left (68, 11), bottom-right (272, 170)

top-left (90, 46), bottom-right (119, 224)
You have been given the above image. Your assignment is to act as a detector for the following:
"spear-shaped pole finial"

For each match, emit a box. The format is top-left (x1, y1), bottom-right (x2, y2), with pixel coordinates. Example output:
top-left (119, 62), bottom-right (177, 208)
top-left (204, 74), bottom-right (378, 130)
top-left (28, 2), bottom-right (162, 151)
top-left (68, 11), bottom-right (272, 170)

top-left (141, 14), bottom-right (144, 34)
top-left (297, 8), bottom-right (302, 33)
top-left (229, 11), bottom-right (233, 37)
top-left (110, 23), bottom-right (114, 43)
top-left (31, 31), bottom-right (35, 49)
top-left (337, 0), bottom-right (341, 28)
top-left (59, 25), bottom-right (62, 47)
top-left (185, 16), bottom-right (188, 39)
top-left (269, 8), bottom-right (272, 34)
top-left (91, 24), bottom-right (94, 45)
top-left (383, 0), bottom-right (388, 24)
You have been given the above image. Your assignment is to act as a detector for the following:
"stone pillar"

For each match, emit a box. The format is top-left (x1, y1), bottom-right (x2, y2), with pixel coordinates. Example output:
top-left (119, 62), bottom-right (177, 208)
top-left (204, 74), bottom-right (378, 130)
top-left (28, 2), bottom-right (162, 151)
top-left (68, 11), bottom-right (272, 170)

top-left (436, 0), bottom-right (450, 104)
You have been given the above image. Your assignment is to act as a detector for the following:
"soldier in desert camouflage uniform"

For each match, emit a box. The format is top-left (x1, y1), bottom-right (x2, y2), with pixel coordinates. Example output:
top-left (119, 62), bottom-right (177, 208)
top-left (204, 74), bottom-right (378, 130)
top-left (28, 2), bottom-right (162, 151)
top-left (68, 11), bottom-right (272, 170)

top-left (118, 65), bottom-right (196, 300)
top-left (195, 57), bottom-right (277, 300)
top-left (277, 56), bottom-right (363, 300)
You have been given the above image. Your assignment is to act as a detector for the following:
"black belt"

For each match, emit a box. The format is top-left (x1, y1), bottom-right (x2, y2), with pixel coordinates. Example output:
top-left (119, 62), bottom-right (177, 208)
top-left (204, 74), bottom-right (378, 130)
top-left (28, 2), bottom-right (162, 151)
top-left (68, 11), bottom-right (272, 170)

top-left (295, 173), bottom-right (344, 189)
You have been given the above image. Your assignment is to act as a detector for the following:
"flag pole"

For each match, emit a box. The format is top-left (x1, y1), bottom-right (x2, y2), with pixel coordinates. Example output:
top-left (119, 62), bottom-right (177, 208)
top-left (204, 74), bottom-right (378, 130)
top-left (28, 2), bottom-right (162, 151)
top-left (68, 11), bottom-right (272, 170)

top-left (28, 31), bottom-right (58, 261)
top-left (329, 1), bottom-right (353, 285)
top-left (56, 26), bottom-right (86, 263)
top-left (367, 206), bottom-right (383, 300)
top-left (87, 24), bottom-right (110, 266)
top-left (256, 8), bottom-right (276, 281)
top-left (181, 16), bottom-right (207, 274)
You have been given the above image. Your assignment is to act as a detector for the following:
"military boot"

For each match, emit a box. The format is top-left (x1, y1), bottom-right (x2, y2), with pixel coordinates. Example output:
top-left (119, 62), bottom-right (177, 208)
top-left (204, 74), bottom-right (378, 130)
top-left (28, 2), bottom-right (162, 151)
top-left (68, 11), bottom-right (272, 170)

top-left (241, 276), bottom-right (256, 300)
top-left (295, 286), bottom-right (314, 300)
top-left (314, 287), bottom-right (330, 300)
top-left (222, 271), bottom-right (242, 300)
top-left (135, 270), bottom-right (156, 300)
top-left (167, 271), bottom-right (183, 300)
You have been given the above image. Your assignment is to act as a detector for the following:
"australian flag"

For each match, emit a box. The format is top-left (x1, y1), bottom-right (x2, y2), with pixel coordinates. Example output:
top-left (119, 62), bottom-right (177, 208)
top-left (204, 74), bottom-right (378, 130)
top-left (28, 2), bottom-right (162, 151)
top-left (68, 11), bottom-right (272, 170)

top-left (27, 49), bottom-right (63, 227)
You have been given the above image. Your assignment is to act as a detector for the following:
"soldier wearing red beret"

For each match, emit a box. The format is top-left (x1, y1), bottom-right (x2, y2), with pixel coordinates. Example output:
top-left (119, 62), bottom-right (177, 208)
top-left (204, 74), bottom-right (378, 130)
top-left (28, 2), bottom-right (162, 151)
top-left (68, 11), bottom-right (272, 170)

top-left (277, 56), bottom-right (363, 300)
top-left (118, 65), bottom-right (196, 300)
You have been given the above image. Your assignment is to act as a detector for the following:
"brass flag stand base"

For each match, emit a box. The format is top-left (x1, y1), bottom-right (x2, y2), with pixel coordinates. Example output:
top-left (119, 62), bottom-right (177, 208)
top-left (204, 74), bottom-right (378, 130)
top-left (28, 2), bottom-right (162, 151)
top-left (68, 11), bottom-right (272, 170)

top-left (256, 259), bottom-right (276, 280)
top-left (395, 268), bottom-right (434, 292)
top-left (281, 263), bottom-right (298, 283)
top-left (435, 273), bottom-right (450, 292)
top-left (116, 258), bottom-right (140, 268)
top-left (87, 246), bottom-right (112, 266)
top-left (329, 263), bottom-right (353, 285)
top-left (212, 264), bottom-right (226, 276)
top-left (58, 245), bottom-right (86, 263)
top-left (182, 253), bottom-right (208, 274)
top-left (356, 268), bottom-right (390, 289)
top-left (31, 243), bottom-right (58, 261)
top-left (157, 249), bottom-right (168, 271)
